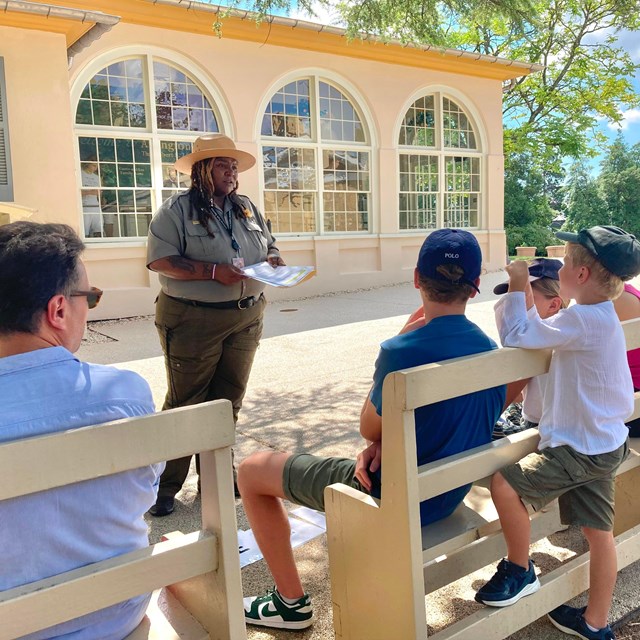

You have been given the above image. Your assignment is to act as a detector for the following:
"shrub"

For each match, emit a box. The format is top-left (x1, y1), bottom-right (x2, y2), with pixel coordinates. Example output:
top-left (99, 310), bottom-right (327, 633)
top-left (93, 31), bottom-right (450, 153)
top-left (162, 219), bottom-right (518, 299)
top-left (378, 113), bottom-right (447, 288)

top-left (505, 225), bottom-right (557, 256)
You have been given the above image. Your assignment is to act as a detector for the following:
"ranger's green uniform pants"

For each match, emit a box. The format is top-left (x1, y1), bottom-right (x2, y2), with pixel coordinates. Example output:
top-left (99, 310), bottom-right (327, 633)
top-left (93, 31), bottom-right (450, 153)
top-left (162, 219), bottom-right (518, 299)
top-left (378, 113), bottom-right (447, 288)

top-left (154, 290), bottom-right (265, 499)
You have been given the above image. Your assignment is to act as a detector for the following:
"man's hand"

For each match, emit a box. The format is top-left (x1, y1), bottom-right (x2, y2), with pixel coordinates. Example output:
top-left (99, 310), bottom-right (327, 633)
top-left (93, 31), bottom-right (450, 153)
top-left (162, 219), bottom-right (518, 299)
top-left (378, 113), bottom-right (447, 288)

top-left (505, 260), bottom-right (530, 292)
top-left (214, 263), bottom-right (248, 284)
top-left (354, 441), bottom-right (381, 492)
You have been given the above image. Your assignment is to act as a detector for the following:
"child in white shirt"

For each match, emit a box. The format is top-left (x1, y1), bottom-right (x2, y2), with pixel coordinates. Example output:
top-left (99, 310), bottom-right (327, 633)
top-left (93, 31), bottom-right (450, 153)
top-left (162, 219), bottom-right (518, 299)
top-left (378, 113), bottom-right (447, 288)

top-left (493, 258), bottom-right (567, 435)
top-left (475, 226), bottom-right (640, 640)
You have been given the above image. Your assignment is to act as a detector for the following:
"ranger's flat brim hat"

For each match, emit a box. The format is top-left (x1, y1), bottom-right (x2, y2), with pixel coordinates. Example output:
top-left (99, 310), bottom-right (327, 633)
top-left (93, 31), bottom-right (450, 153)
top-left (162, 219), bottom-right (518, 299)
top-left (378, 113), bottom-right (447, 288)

top-left (174, 134), bottom-right (256, 174)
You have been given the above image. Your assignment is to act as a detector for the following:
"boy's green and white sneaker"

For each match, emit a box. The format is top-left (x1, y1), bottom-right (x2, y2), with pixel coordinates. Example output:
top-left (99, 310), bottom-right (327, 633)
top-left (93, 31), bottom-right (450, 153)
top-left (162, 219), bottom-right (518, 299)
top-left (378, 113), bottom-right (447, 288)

top-left (243, 588), bottom-right (313, 629)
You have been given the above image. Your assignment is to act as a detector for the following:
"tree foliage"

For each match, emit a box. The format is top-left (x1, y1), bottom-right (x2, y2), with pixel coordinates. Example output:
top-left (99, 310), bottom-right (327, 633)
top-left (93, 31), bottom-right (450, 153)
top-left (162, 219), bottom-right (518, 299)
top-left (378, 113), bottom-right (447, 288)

top-left (224, 0), bottom-right (640, 170)
top-left (331, 0), bottom-right (534, 45)
top-left (599, 134), bottom-right (640, 236)
top-left (504, 153), bottom-right (556, 254)
top-left (504, 153), bottom-right (553, 228)
top-left (447, 0), bottom-right (640, 168)
top-left (563, 160), bottom-right (609, 231)
top-left (221, 0), bottom-right (535, 44)
top-left (564, 133), bottom-right (640, 238)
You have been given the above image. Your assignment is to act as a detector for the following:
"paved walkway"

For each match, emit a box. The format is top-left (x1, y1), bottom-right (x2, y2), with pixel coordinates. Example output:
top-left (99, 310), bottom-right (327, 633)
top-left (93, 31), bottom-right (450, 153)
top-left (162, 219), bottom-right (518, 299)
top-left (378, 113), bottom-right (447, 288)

top-left (77, 270), bottom-right (640, 639)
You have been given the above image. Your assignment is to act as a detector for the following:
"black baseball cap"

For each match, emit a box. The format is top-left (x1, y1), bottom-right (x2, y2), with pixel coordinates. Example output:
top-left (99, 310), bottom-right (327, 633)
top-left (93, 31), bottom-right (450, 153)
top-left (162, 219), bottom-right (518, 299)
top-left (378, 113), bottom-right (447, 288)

top-left (493, 258), bottom-right (563, 295)
top-left (417, 228), bottom-right (482, 293)
top-left (556, 225), bottom-right (640, 280)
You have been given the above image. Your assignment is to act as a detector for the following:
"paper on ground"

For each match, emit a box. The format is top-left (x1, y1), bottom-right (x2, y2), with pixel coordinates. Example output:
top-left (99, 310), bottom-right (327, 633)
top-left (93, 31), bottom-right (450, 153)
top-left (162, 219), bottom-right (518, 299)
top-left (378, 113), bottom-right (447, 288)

top-left (290, 506), bottom-right (327, 529)
top-left (238, 509), bottom-right (326, 568)
top-left (242, 262), bottom-right (315, 287)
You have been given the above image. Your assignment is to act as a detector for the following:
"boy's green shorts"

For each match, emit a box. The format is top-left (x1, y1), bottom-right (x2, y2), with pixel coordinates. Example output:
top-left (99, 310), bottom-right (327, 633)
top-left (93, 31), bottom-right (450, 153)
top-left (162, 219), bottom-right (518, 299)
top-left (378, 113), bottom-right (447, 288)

top-left (283, 453), bottom-right (365, 513)
top-left (500, 440), bottom-right (629, 531)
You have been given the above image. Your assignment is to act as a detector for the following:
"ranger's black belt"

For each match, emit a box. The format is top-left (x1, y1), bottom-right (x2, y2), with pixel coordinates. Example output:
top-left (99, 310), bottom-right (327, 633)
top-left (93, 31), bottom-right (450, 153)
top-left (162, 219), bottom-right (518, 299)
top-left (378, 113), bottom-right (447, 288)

top-left (170, 294), bottom-right (261, 310)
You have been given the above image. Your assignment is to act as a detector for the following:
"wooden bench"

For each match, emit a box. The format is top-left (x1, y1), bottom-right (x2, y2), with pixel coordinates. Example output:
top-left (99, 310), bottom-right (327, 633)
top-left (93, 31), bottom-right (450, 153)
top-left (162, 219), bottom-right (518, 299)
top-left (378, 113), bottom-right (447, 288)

top-left (0, 400), bottom-right (246, 640)
top-left (325, 318), bottom-right (640, 640)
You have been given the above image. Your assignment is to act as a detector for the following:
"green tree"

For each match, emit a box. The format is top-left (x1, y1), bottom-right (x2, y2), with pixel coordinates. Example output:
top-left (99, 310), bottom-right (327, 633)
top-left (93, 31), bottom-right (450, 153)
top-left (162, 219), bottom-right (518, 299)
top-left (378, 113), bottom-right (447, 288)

top-left (563, 160), bottom-right (609, 231)
top-left (448, 0), bottom-right (640, 169)
top-left (504, 153), bottom-right (556, 254)
top-left (599, 133), bottom-right (640, 236)
top-left (228, 0), bottom-right (640, 170)
top-left (220, 0), bottom-right (535, 43)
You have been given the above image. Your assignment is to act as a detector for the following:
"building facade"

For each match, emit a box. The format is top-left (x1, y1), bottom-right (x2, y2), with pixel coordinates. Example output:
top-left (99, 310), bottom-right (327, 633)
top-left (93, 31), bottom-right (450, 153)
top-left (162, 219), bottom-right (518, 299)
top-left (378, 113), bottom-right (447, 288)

top-left (0, 0), bottom-right (540, 319)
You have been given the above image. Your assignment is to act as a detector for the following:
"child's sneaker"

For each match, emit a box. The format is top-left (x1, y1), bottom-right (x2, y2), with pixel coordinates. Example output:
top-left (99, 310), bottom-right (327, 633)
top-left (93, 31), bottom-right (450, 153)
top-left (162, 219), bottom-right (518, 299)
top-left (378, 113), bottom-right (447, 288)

top-left (492, 406), bottom-right (526, 440)
top-left (243, 588), bottom-right (313, 629)
top-left (548, 605), bottom-right (615, 640)
top-left (475, 558), bottom-right (540, 607)
top-left (505, 402), bottom-right (523, 425)
top-left (492, 415), bottom-right (511, 439)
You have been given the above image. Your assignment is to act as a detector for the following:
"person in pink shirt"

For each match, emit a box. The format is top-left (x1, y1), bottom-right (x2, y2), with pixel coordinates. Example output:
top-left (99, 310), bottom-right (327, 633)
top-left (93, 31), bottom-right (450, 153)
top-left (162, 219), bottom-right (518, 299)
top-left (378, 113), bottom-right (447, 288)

top-left (614, 282), bottom-right (640, 436)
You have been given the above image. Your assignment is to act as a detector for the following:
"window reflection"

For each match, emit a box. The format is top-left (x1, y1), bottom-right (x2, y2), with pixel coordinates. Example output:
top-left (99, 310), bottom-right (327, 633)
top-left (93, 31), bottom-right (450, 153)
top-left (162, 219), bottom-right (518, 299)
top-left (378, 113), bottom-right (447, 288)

top-left (261, 77), bottom-right (370, 234)
top-left (398, 95), bottom-right (480, 229)
top-left (75, 57), bottom-right (219, 239)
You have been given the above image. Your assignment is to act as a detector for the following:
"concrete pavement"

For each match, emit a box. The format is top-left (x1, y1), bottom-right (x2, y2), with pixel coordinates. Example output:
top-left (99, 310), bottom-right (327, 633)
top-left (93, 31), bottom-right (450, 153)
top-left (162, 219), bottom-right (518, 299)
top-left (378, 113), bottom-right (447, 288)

top-left (77, 270), bottom-right (640, 640)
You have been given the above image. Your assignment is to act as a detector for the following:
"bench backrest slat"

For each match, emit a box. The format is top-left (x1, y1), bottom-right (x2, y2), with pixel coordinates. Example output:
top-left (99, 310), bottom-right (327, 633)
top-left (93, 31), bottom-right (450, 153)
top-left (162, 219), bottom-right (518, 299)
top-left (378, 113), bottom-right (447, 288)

top-left (417, 429), bottom-right (540, 502)
top-left (1, 400), bottom-right (246, 640)
top-left (0, 400), bottom-right (234, 501)
top-left (381, 317), bottom-right (640, 509)
top-left (0, 531), bottom-right (216, 639)
top-left (391, 315), bottom-right (640, 413)
top-left (416, 394), bottom-right (640, 501)
top-left (392, 347), bottom-right (551, 412)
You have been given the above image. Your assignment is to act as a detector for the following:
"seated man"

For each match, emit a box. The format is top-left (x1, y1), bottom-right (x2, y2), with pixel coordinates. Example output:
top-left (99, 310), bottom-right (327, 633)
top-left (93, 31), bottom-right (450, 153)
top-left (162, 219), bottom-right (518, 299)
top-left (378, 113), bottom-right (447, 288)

top-left (0, 222), bottom-right (162, 639)
top-left (238, 228), bottom-right (506, 630)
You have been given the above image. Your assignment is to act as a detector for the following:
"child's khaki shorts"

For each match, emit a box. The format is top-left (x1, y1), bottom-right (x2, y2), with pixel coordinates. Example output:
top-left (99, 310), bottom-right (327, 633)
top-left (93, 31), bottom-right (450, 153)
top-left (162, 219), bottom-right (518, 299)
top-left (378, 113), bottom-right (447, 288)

top-left (500, 440), bottom-right (629, 531)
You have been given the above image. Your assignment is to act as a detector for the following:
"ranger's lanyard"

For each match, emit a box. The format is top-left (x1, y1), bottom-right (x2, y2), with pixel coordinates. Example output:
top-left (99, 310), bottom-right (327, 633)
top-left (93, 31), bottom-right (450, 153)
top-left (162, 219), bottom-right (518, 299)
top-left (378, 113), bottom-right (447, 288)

top-left (211, 205), bottom-right (241, 255)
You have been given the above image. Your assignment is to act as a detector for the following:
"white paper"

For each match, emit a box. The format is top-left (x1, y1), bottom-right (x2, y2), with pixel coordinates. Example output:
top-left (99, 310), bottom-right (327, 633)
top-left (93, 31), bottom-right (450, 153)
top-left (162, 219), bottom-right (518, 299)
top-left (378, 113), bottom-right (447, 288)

top-left (290, 506), bottom-right (327, 530)
top-left (237, 513), bottom-right (326, 568)
top-left (242, 262), bottom-right (315, 288)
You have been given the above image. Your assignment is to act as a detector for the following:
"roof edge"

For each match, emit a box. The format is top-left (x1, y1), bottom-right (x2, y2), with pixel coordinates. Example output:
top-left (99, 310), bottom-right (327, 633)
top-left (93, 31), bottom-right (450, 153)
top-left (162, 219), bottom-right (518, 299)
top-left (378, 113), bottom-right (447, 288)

top-left (145, 0), bottom-right (544, 74)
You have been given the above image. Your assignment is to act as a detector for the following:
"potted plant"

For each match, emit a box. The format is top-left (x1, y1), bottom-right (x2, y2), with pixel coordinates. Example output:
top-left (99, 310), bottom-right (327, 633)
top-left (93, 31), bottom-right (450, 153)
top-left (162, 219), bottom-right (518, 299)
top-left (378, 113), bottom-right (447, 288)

top-left (546, 245), bottom-right (565, 258)
top-left (515, 246), bottom-right (536, 257)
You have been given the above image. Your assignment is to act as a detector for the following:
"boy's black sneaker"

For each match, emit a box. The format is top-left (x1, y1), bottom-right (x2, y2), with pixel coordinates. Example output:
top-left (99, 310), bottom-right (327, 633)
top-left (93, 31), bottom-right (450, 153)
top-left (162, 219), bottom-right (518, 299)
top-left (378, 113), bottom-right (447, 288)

top-left (475, 558), bottom-right (540, 607)
top-left (548, 605), bottom-right (615, 640)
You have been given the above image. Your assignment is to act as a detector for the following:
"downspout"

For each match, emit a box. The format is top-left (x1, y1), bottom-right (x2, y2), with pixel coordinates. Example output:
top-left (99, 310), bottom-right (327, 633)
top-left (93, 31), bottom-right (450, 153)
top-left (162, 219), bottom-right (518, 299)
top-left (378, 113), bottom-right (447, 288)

top-left (67, 20), bottom-right (119, 68)
top-left (0, 1), bottom-right (120, 66)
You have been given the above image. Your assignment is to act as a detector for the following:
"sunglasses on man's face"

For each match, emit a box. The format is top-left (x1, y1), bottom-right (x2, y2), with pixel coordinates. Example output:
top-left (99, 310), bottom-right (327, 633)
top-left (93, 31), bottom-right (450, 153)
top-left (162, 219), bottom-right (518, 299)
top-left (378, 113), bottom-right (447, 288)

top-left (70, 287), bottom-right (103, 310)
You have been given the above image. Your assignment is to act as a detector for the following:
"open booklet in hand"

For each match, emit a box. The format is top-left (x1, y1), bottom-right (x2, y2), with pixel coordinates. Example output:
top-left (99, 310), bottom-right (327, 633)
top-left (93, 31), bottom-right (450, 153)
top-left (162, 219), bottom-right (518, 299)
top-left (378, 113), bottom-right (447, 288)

top-left (241, 262), bottom-right (316, 287)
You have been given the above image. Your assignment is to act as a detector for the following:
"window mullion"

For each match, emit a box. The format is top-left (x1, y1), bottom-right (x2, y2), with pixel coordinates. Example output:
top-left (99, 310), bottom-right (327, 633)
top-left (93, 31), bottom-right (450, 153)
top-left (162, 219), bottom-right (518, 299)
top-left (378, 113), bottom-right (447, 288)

top-left (438, 155), bottom-right (445, 229)
top-left (145, 55), bottom-right (162, 214)
top-left (436, 94), bottom-right (443, 229)
top-left (312, 77), bottom-right (324, 236)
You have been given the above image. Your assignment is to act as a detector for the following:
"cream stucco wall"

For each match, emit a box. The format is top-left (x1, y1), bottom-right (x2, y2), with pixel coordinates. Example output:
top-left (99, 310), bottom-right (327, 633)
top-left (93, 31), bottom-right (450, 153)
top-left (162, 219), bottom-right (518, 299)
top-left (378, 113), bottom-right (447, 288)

top-left (1, 27), bottom-right (78, 227)
top-left (3, 20), bottom-right (508, 320)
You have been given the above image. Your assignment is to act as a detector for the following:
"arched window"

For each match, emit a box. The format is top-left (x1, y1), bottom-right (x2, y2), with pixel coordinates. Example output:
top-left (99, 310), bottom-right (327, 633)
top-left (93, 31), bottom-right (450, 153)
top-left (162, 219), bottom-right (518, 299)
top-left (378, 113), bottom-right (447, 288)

top-left (398, 93), bottom-right (481, 230)
top-left (261, 77), bottom-right (371, 234)
top-left (74, 56), bottom-right (222, 240)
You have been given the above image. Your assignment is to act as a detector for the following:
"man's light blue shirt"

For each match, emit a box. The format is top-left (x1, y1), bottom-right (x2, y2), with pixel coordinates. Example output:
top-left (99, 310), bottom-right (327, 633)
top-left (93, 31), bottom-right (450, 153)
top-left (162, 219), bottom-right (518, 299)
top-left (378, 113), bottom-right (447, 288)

top-left (0, 346), bottom-right (163, 640)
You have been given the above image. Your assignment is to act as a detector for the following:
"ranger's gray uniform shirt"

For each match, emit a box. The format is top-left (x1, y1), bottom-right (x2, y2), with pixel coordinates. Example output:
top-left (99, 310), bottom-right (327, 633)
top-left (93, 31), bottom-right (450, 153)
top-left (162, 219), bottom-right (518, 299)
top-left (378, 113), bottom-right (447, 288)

top-left (147, 192), bottom-right (279, 302)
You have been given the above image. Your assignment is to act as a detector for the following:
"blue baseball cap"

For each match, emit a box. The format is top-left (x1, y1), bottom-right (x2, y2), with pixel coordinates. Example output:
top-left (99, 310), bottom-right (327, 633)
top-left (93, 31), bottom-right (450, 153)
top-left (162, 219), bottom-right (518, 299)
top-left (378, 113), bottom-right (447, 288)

top-left (493, 258), bottom-right (563, 294)
top-left (417, 229), bottom-right (482, 293)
